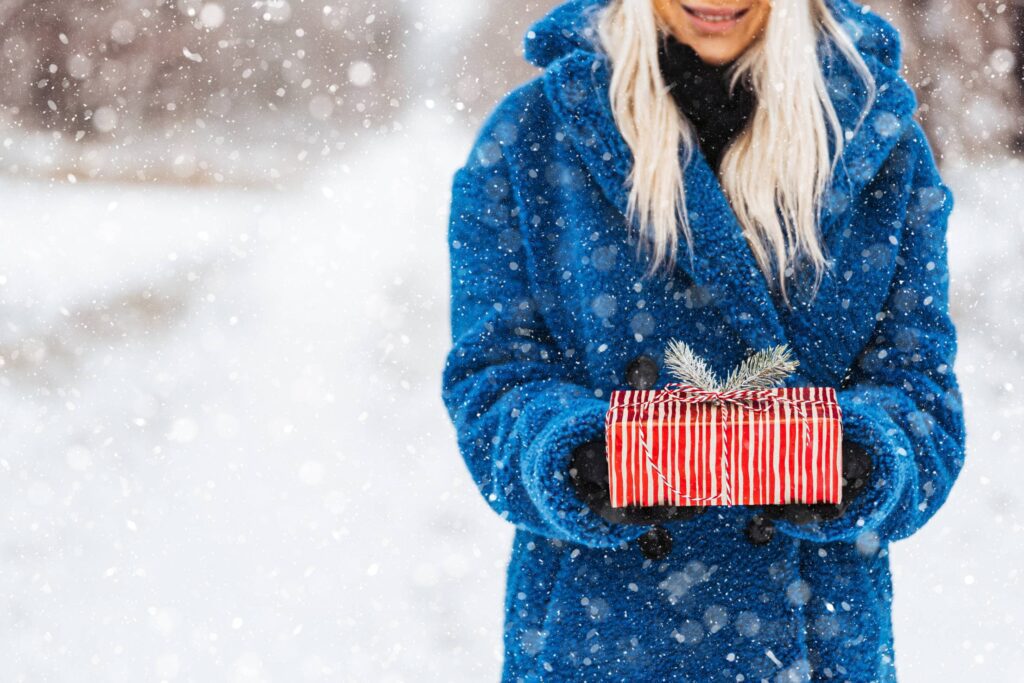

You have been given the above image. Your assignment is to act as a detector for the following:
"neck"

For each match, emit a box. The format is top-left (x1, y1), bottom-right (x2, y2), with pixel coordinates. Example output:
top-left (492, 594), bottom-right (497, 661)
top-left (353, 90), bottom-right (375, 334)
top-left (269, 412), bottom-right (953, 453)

top-left (659, 33), bottom-right (740, 72)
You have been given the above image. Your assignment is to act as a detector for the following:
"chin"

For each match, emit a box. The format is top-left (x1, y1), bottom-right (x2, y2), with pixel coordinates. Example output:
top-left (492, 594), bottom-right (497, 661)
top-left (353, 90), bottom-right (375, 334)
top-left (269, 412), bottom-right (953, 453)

top-left (689, 43), bottom-right (743, 65)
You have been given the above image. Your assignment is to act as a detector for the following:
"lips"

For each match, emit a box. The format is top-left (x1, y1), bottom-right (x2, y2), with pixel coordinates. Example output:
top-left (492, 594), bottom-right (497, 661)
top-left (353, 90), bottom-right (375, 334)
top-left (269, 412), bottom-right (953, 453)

top-left (681, 4), bottom-right (751, 22)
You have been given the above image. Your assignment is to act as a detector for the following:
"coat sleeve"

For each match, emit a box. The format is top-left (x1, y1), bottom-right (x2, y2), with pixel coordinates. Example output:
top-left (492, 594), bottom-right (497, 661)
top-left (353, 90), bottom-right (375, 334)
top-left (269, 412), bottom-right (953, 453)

top-left (440, 113), bottom-right (648, 548)
top-left (773, 121), bottom-right (966, 545)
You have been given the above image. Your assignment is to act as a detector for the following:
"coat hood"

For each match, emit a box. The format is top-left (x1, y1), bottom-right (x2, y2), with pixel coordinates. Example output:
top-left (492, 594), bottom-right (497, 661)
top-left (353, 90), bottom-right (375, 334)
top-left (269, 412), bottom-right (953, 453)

top-left (523, 0), bottom-right (904, 72)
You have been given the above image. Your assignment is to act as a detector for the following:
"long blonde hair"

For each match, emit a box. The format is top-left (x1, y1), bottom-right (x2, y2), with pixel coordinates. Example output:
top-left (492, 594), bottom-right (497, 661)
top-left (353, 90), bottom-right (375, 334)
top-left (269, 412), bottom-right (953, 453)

top-left (590, 0), bottom-right (876, 304)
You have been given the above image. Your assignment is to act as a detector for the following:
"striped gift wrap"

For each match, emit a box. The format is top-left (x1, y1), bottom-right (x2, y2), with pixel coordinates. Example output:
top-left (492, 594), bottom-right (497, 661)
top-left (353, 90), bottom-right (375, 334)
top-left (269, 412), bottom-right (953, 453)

top-left (603, 385), bottom-right (843, 508)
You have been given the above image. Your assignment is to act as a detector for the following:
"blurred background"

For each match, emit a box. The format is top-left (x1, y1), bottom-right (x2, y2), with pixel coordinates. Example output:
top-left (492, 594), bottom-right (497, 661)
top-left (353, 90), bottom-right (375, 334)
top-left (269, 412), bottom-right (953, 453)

top-left (0, 0), bottom-right (1021, 680)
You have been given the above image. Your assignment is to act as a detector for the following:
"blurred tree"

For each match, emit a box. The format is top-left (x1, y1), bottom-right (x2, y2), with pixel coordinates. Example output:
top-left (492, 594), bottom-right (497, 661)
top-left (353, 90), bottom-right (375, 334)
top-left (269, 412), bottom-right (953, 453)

top-left (850, 0), bottom-right (1021, 163)
top-left (1010, 0), bottom-right (1024, 153)
top-left (0, 0), bottom-right (408, 181)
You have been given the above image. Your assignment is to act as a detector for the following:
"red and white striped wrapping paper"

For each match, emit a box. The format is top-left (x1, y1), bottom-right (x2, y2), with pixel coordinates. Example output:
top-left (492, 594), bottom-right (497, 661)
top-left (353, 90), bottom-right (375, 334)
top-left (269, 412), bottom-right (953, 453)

top-left (604, 385), bottom-right (843, 508)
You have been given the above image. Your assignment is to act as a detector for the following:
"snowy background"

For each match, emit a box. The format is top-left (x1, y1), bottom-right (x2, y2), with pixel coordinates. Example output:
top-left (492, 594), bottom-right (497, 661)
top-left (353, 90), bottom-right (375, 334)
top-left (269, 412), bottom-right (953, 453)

top-left (1, 1), bottom-right (1023, 681)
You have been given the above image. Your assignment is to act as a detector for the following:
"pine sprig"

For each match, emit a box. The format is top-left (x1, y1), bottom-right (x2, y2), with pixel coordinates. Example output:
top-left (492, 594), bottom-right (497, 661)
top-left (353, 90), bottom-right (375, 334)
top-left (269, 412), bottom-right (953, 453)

top-left (720, 344), bottom-right (799, 392)
top-left (662, 339), bottom-right (721, 391)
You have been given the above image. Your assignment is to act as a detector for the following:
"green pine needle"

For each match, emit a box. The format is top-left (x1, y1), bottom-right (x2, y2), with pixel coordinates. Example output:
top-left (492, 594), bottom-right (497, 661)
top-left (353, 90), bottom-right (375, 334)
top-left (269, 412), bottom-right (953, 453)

top-left (662, 339), bottom-right (721, 391)
top-left (720, 344), bottom-right (800, 392)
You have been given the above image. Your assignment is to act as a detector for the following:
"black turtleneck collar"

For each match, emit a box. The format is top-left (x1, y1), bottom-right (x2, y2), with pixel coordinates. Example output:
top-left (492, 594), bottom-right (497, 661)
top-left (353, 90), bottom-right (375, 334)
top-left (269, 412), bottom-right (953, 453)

top-left (657, 32), bottom-right (757, 172)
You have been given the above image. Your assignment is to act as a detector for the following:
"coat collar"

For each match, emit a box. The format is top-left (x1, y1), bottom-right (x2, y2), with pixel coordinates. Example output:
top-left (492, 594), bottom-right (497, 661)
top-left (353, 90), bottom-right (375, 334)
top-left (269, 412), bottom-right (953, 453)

top-left (528, 0), bottom-right (918, 386)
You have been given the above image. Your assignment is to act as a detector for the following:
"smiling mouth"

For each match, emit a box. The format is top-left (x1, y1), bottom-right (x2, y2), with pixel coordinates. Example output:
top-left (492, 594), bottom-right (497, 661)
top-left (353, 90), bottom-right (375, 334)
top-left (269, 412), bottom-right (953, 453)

top-left (681, 4), bottom-right (751, 22)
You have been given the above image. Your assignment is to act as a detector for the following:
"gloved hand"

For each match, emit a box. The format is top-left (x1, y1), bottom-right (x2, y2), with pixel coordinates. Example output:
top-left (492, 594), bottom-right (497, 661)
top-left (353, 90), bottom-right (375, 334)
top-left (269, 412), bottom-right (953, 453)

top-left (568, 438), bottom-right (708, 525)
top-left (759, 441), bottom-right (873, 524)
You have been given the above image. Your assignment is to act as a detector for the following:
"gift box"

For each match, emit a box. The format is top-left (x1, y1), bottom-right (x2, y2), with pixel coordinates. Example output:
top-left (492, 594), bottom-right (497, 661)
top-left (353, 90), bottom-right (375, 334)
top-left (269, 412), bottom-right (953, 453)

top-left (604, 342), bottom-right (843, 508)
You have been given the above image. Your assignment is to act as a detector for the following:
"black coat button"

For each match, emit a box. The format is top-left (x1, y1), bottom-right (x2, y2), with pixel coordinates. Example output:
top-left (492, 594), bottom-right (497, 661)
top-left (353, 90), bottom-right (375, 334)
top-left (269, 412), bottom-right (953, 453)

top-left (638, 525), bottom-right (673, 561)
top-left (744, 514), bottom-right (775, 545)
top-left (625, 354), bottom-right (659, 389)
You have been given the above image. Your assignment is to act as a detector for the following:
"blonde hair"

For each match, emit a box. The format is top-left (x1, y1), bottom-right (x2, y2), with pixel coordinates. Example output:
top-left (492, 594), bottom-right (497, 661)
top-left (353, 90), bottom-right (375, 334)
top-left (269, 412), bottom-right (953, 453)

top-left (590, 0), bottom-right (876, 304)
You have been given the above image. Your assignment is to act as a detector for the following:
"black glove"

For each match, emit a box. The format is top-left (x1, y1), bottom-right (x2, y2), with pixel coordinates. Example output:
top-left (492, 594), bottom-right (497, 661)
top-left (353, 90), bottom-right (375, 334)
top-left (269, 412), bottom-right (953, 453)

top-left (759, 441), bottom-right (873, 524)
top-left (568, 438), bottom-right (707, 526)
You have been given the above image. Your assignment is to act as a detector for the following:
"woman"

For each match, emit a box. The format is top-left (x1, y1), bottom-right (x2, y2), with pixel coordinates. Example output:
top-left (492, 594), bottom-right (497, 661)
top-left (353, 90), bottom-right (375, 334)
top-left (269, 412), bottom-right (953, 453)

top-left (441, 0), bottom-right (965, 680)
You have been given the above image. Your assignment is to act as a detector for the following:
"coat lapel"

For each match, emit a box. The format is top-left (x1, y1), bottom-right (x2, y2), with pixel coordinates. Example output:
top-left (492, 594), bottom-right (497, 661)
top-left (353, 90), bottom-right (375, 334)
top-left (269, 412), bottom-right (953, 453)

top-left (780, 48), bottom-right (919, 386)
top-left (541, 29), bottom-right (918, 386)
top-left (542, 51), bottom-right (789, 358)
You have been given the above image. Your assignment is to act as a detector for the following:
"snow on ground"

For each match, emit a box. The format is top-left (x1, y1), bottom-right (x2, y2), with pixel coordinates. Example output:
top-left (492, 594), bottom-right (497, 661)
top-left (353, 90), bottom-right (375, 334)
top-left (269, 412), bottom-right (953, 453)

top-left (0, 109), bottom-right (1021, 681)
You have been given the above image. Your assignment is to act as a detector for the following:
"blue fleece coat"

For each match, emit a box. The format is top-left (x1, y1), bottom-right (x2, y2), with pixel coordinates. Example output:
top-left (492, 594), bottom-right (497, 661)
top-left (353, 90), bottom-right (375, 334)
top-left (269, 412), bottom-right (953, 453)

top-left (441, 0), bottom-right (966, 680)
